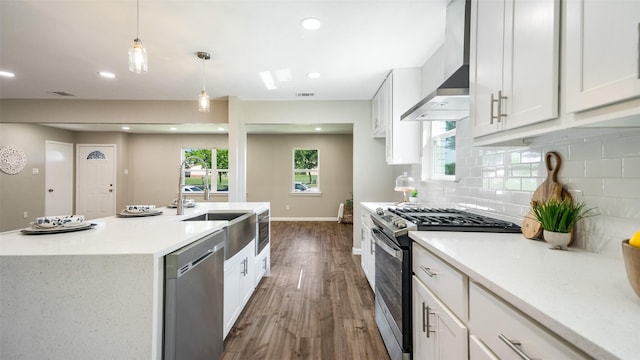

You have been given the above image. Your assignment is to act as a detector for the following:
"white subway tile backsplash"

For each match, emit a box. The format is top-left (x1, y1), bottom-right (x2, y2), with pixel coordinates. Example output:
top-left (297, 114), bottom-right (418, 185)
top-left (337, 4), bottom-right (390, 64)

top-left (559, 160), bottom-right (585, 178)
top-left (521, 150), bottom-right (542, 163)
top-left (603, 131), bottom-right (640, 158)
top-left (622, 157), bottom-right (640, 177)
top-left (585, 158), bottom-right (622, 178)
top-left (603, 178), bottom-right (640, 198)
top-left (569, 141), bottom-right (602, 160)
top-left (418, 119), bottom-right (639, 258)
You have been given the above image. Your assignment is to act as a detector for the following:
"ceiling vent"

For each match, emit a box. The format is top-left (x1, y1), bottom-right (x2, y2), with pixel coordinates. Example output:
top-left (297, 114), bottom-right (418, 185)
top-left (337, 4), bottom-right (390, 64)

top-left (49, 91), bottom-right (75, 97)
top-left (295, 92), bottom-right (314, 97)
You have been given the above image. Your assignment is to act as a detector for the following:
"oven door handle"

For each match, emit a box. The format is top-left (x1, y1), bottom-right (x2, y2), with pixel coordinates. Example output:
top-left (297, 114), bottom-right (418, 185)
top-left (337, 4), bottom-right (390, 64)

top-left (372, 229), bottom-right (403, 260)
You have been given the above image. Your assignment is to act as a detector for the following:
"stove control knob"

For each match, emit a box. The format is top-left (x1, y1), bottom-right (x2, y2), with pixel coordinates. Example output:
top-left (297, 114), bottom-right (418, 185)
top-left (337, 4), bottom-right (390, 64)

top-left (396, 221), bottom-right (407, 229)
top-left (376, 207), bottom-right (385, 215)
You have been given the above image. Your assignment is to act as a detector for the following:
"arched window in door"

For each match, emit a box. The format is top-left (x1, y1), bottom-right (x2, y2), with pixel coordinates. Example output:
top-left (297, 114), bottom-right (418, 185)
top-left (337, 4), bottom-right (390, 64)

top-left (86, 150), bottom-right (107, 160)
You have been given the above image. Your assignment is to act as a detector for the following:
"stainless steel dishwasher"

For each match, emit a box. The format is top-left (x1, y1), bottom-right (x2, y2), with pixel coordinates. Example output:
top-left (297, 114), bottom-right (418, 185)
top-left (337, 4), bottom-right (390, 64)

top-left (164, 229), bottom-right (225, 360)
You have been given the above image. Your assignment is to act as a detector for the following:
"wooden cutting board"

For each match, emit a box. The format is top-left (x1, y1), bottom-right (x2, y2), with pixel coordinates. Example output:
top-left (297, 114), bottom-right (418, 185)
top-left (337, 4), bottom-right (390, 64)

top-left (522, 152), bottom-right (572, 240)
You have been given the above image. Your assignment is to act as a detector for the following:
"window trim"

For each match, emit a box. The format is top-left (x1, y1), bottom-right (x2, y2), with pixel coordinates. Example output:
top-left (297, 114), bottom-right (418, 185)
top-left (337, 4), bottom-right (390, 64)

top-left (422, 121), bottom-right (457, 181)
top-left (292, 148), bottom-right (321, 193)
top-left (181, 148), bottom-right (229, 194)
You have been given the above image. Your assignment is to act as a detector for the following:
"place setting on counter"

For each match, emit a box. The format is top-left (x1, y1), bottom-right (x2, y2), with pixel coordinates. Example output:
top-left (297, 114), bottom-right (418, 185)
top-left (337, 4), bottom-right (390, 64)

top-left (117, 205), bottom-right (163, 217)
top-left (20, 215), bottom-right (97, 235)
top-left (166, 198), bottom-right (195, 208)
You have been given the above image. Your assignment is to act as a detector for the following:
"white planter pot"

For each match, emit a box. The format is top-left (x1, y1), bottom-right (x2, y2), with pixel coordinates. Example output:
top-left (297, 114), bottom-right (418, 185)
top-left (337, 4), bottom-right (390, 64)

top-left (543, 230), bottom-right (572, 250)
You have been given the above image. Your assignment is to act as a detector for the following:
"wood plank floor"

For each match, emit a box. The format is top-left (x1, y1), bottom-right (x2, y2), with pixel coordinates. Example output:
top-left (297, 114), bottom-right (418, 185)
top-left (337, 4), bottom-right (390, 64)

top-left (221, 221), bottom-right (390, 360)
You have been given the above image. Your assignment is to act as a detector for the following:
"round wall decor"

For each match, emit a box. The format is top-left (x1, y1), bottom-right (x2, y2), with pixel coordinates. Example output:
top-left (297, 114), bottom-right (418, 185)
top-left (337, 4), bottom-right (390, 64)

top-left (0, 145), bottom-right (27, 175)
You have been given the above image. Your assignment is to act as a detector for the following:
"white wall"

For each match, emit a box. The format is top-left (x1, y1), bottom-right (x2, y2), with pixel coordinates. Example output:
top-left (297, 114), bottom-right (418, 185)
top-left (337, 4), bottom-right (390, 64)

top-left (413, 118), bottom-right (640, 258)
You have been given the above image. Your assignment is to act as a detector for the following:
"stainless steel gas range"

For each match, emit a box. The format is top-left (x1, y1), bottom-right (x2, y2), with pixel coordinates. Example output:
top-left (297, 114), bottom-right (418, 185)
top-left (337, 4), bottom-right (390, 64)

top-left (369, 207), bottom-right (521, 360)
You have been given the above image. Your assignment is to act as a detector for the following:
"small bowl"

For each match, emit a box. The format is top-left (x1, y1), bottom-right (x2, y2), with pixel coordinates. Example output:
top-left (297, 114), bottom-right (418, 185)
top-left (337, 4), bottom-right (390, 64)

top-left (36, 215), bottom-right (85, 228)
top-left (622, 239), bottom-right (640, 298)
top-left (125, 205), bottom-right (156, 213)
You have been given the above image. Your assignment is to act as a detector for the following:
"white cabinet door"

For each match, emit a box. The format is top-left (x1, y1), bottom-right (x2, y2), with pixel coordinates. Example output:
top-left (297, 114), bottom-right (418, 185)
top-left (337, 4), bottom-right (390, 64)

top-left (239, 243), bottom-right (255, 306)
top-left (471, 0), bottom-right (560, 138)
top-left (413, 277), bottom-right (468, 360)
top-left (223, 254), bottom-right (241, 338)
top-left (385, 68), bottom-right (422, 165)
top-left (470, 0), bottom-right (506, 137)
top-left (360, 221), bottom-right (375, 290)
top-left (223, 239), bottom-right (256, 338)
top-left (371, 78), bottom-right (387, 138)
top-left (565, 0), bottom-right (640, 113)
top-left (255, 243), bottom-right (270, 284)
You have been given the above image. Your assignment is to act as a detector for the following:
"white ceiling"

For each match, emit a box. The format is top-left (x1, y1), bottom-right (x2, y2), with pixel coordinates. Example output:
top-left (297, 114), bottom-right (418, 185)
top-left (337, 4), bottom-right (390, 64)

top-left (0, 0), bottom-right (447, 102)
top-left (40, 122), bottom-right (353, 134)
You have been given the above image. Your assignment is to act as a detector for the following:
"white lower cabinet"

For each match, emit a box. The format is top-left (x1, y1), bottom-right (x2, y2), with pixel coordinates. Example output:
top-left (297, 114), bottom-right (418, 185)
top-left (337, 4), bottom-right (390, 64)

top-left (224, 239), bottom-right (255, 338)
top-left (469, 335), bottom-right (498, 360)
top-left (469, 282), bottom-right (589, 360)
top-left (360, 207), bottom-right (375, 290)
top-left (413, 277), bottom-right (468, 360)
top-left (255, 243), bottom-right (270, 285)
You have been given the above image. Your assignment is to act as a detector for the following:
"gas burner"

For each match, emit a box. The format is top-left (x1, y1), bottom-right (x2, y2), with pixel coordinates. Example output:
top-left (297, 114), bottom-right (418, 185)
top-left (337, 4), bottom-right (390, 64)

top-left (387, 208), bottom-right (521, 233)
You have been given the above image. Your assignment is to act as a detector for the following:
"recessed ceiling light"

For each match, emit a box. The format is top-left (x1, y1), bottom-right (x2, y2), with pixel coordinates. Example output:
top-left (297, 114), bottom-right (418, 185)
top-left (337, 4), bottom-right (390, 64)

top-left (98, 71), bottom-right (116, 78)
top-left (315, 127), bottom-right (322, 131)
top-left (122, 126), bottom-right (130, 130)
top-left (170, 127), bottom-right (177, 131)
top-left (259, 71), bottom-right (277, 90)
top-left (307, 72), bottom-right (321, 79)
top-left (0, 71), bottom-right (15, 78)
top-left (218, 127), bottom-right (225, 131)
top-left (301, 17), bottom-right (321, 30)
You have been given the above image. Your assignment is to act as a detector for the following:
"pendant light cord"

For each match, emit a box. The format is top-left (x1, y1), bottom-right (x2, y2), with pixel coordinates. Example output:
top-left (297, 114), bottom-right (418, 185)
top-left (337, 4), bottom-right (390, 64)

top-left (136, 0), bottom-right (140, 39)
top-left (202, 58), bottom-right (206, 92)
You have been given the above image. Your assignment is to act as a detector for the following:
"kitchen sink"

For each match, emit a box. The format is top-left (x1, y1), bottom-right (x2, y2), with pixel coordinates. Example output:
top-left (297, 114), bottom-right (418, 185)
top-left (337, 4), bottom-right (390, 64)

top-left (183, 212), bottom-right (248, 222)
top-left (182, 211), bottom-right (256, 260)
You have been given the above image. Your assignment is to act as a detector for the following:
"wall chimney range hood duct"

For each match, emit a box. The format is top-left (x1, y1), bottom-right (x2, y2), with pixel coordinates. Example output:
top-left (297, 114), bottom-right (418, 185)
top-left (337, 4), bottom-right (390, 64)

top-left (402, 0), bottom-right (470, 122)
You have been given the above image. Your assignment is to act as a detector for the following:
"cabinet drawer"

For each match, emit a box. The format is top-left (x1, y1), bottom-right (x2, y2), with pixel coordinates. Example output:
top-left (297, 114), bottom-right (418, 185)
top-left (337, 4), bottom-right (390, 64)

top-left (469, 282), bottom-right (591, 359)
top-left (470, 335), bottom-right (498, 360)
top-left (412, 243), bottom-right (468, 321)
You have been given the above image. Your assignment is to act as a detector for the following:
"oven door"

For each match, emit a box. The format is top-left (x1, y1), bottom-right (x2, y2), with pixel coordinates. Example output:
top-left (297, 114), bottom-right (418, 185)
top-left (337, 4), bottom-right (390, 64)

top-left (372, 227), bottom-right (404, 352)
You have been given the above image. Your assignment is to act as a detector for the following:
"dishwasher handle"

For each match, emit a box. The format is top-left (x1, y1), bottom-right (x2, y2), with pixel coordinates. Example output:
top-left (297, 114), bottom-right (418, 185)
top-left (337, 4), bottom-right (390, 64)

top-left (166, 229), bottom-right (226, 279)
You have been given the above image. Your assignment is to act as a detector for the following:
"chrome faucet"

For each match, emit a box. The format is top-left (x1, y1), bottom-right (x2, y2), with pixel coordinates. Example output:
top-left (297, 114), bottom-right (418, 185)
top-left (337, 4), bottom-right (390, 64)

top-left (177, 156), bottom-right (210, 215)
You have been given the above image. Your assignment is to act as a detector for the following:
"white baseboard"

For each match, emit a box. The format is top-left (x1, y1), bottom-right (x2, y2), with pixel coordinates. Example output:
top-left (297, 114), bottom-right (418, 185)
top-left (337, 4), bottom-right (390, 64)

top-left (270, 217), bottom-right (339, 222)
top-left (352, 247), bottom-right (362, 255)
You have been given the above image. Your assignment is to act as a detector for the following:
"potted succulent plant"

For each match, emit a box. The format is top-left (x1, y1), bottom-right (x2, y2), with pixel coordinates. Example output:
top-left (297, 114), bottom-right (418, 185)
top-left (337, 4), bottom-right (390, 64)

top-left (409, 189), bottom-right (419, 203)
top-left (531, 198), bottom-right (595, 249)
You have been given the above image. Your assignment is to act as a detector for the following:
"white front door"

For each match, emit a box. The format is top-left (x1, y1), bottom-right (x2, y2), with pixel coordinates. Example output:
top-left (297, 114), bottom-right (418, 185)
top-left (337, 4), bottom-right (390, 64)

top-left (45, 141), bottom-right (74, 216)
top-left (76, 145), bottom-right (116, 219)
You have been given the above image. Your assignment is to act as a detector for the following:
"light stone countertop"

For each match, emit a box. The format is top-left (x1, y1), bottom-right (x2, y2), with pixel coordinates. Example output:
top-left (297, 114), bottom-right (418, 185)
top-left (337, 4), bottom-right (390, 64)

top-left (0, 201), bottom-right (270, 360)
top-left (410, 231), bottom-right (639, 360)
top-left (0, 202), bottom-right (270, 257)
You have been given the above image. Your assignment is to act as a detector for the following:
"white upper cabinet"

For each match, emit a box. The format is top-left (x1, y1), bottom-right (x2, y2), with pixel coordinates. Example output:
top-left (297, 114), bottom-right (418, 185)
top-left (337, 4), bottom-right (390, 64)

top-left (371, 77), bottom-right (388, 138)
top-left (565, 0), bottom-right (640, 113)
top-left (384, 68), bottom-right (422, 165)
top-left (471, 0), bottom-right (560, 138)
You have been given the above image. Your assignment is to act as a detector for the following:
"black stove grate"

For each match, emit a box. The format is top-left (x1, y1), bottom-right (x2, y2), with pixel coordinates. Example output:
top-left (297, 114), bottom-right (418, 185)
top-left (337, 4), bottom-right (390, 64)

top-left (388, 208), bottom-right (521, 233)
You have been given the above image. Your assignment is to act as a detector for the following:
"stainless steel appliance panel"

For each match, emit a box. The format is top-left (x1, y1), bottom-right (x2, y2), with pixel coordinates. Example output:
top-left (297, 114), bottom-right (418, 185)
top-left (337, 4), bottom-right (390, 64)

top-left (256, 209), bottom-right (269, 255)
top-left (164, 229), bottom-right (225, 360)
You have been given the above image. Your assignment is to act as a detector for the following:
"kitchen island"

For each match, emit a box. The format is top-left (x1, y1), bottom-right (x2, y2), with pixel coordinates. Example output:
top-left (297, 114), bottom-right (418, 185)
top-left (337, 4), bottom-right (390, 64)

top-left (410, 230), bottom-right (639, 360)
top-left (0, 202), bottom-right (269, 360)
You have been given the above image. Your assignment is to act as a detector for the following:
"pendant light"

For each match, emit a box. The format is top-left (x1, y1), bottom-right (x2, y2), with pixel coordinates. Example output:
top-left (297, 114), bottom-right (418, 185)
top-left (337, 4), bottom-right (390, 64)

top-left (197, 51), bottom-right (211, 113)
top-left (128, 0), bottom-right (148, 74)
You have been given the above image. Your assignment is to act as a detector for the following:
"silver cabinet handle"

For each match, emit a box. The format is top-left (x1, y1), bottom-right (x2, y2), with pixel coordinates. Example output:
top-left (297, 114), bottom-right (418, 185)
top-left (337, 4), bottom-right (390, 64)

top-left (490, 93), bottom-right (497, 124)
top-left (497, 90), bottom-right (507, 122)
top-left (419, 265), bottom-right (437, 277)
top-left (370, 235), bottom-right (375, 255)
top-left (423, 303), bottom-right (436, 338)
top-left (637, 22), bottom-right (639, 78)
top-left (499, 333), bottom-right (532, 360)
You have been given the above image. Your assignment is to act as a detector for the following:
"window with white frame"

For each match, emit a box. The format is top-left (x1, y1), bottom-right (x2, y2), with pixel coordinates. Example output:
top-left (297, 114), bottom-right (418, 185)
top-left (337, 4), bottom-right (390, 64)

top-left (292, 148), bottom-right (319, 192)
top-left (430, 121), bottom-right (456, 179)
top-left (182, 148), bottom-right (229, 192)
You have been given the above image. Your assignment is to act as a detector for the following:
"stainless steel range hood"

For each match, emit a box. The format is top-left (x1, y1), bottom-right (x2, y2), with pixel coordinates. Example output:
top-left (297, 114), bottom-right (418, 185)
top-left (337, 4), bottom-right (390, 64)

top-left (402, 0), bottom-right (470, 122)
